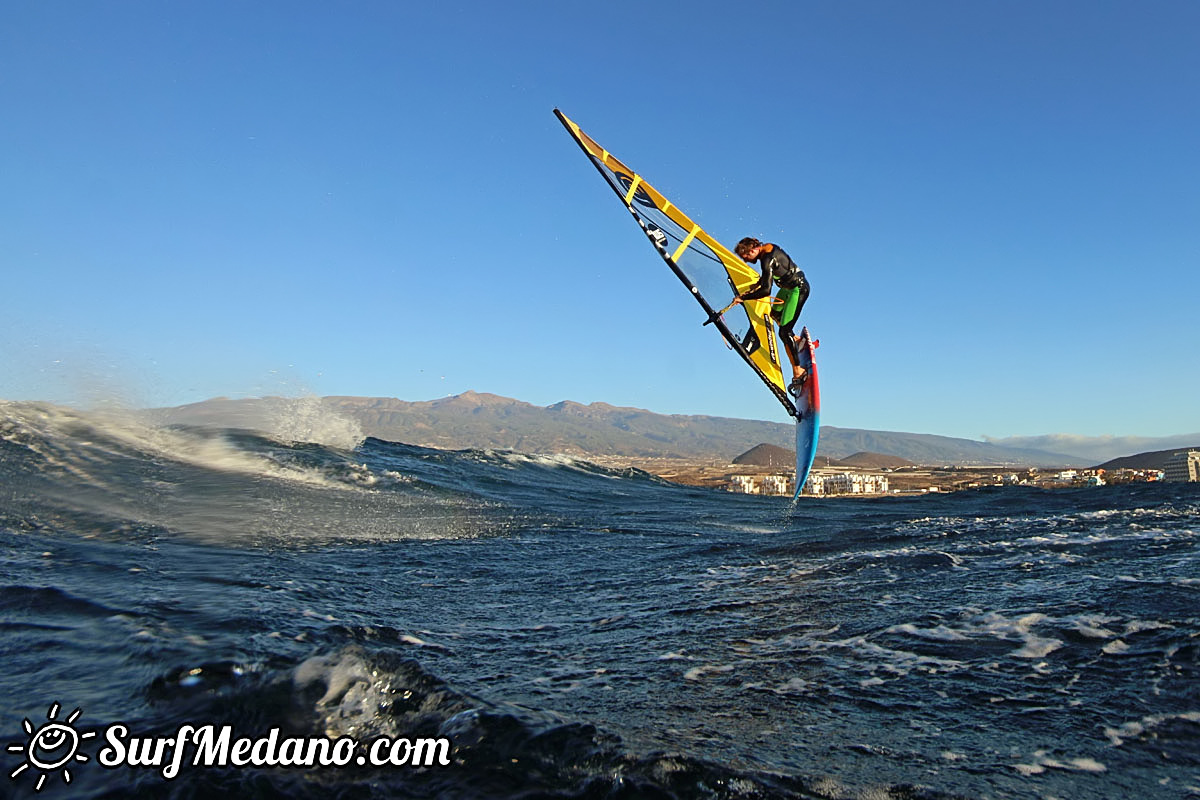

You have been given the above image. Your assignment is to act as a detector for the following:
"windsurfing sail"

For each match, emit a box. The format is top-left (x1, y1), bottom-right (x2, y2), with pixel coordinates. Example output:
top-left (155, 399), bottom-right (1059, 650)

top-left (553, 109), bottom-right (797, 418)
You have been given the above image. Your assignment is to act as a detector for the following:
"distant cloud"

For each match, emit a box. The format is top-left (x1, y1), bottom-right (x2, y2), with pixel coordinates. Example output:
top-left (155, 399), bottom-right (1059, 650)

top-left (983, 433), bottom-right (1200, 463)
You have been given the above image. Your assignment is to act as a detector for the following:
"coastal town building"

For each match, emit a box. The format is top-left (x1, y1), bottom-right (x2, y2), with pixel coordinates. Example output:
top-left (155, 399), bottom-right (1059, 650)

top-left (1164, 450), bottom-right (1200, 483)
top-left (760, 475), bottom-right (791, 495)
top-left (809, 472), bottom-right (890, 495)
top-left (728, 475), bottom-right (794, 496)
top-left (725, 459), bottom-right (1171, 496)
top-left (727, 471), bottom-right (891, 496)
top-left (1105, 468), bottom-right (1164, 484)
top-left (729, 475), bottom-right (758, 494)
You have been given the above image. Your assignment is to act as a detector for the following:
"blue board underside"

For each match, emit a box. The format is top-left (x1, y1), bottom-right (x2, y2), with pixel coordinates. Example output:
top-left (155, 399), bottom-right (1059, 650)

top-left (793, 328), bottom-right (820, 498)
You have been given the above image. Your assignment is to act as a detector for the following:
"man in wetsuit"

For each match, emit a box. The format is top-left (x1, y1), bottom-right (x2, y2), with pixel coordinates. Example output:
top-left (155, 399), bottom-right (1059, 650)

top-left (731, 237), bottom-right (811, 392)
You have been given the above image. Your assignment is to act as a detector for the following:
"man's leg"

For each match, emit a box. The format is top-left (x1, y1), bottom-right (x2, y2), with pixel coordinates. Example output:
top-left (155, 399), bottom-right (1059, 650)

top-left (780, 323), bottom-right (806, 384)
top-left (788, 280), bottom-right (811, 354)
top-left (775, 288), bottom-right (806, 385)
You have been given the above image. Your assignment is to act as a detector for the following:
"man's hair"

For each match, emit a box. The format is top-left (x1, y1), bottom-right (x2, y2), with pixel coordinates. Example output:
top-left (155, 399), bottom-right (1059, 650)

top-left (735, 237), bottom-right (763, 258)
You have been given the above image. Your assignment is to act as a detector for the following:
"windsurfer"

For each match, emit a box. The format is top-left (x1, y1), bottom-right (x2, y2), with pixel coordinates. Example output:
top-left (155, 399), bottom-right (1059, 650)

top-left (731, 238), bottom-right (810, 391)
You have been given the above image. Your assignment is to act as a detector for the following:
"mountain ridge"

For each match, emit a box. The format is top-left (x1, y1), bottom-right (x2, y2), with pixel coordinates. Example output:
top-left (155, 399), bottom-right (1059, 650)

top-left (152, 392), bottom-right (1094, 467)
top-left (1096, 446), bottom-right (1200, 472)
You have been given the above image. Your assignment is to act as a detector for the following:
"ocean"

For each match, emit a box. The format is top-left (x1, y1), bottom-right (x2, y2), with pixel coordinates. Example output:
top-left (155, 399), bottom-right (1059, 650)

top-left (1, 400), bottom-right (1197, 799)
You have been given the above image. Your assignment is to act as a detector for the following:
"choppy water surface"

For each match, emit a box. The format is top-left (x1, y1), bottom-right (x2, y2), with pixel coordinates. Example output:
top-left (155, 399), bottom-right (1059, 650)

top-left (1, 401), bottom-right (1197, 798)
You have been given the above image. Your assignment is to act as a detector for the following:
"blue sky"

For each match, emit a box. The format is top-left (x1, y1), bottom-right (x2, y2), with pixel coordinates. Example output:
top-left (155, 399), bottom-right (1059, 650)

top-left (2, 1), bottom-right (1196, 440)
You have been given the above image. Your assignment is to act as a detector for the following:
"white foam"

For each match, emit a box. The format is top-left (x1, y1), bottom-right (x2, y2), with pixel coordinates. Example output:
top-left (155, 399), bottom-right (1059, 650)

top-left (886, 623), bottom-right (968, 642)
top-left (1014, 750), bottom-right (1107, 775)
top-left (292, 649), bottom-right (401, 738)
top-left (887, 611), bottom-right (1063, 660)
top-left (256, 396), bottom-right (365, 451)
top-left (1104, 711), bottom-right (1200, 746)
top-left (1070, 615), bottom-right (1120, 639)
top-left (399, 634), bottom-right (449, 651)
top-left (488, 450), bottom-right (597, 472)
top-left (1, 400), bottom-right (356, 491)
top-left (775, 677), bottom-right (811, 693)
top-left (683, 664), bottom-right (734, 681)
top-left (830, 635), bottom-right (966, 674)
top-left (980, 612), bottom-right (1064, 659)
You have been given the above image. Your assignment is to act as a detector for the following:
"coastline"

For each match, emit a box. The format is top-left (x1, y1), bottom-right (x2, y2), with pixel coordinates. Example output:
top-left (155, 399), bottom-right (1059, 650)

top-left (592, 455), bottom-right (1157, 495)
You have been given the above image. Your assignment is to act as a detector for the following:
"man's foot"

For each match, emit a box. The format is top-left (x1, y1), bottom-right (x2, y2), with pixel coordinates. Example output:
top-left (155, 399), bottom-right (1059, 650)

top-left (794, 332), bottom-right (809, 351)
top-left (789, 369), bottom-right (808, 394)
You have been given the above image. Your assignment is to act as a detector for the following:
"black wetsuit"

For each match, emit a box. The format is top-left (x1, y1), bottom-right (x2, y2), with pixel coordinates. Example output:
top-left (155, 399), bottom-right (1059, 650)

top-left (739, 244), bottom-right (810, 363)
top-left (740, 244), bottom-right (806, 299)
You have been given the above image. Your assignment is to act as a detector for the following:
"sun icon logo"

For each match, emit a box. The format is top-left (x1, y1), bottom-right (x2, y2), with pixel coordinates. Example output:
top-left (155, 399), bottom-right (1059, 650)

top-left (6, 703), bottom-right (96, 792)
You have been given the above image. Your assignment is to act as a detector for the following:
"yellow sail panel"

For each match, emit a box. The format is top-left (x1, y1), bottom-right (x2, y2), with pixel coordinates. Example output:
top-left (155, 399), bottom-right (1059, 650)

top-left (554, 109), bottom-right (795, 416)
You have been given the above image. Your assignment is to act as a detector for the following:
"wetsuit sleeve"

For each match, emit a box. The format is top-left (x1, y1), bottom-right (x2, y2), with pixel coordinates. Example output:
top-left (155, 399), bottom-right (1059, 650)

top-left (739, 257), bottom-right (773, 301)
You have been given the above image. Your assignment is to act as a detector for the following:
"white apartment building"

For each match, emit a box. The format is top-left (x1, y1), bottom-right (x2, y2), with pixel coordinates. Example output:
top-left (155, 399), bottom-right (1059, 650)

top-left (803, 472), bottom-right (890, 496)
top-left (1164, 450), bottom-right (1200, 483)
top-left (731, 472), bottom-right (891, 496)
top-left (729, 475), bottom-right (758, 494)
top-left (729, 475), bottom-right (794, 496)
top-left (761, 475), bottom-right (792, 496)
